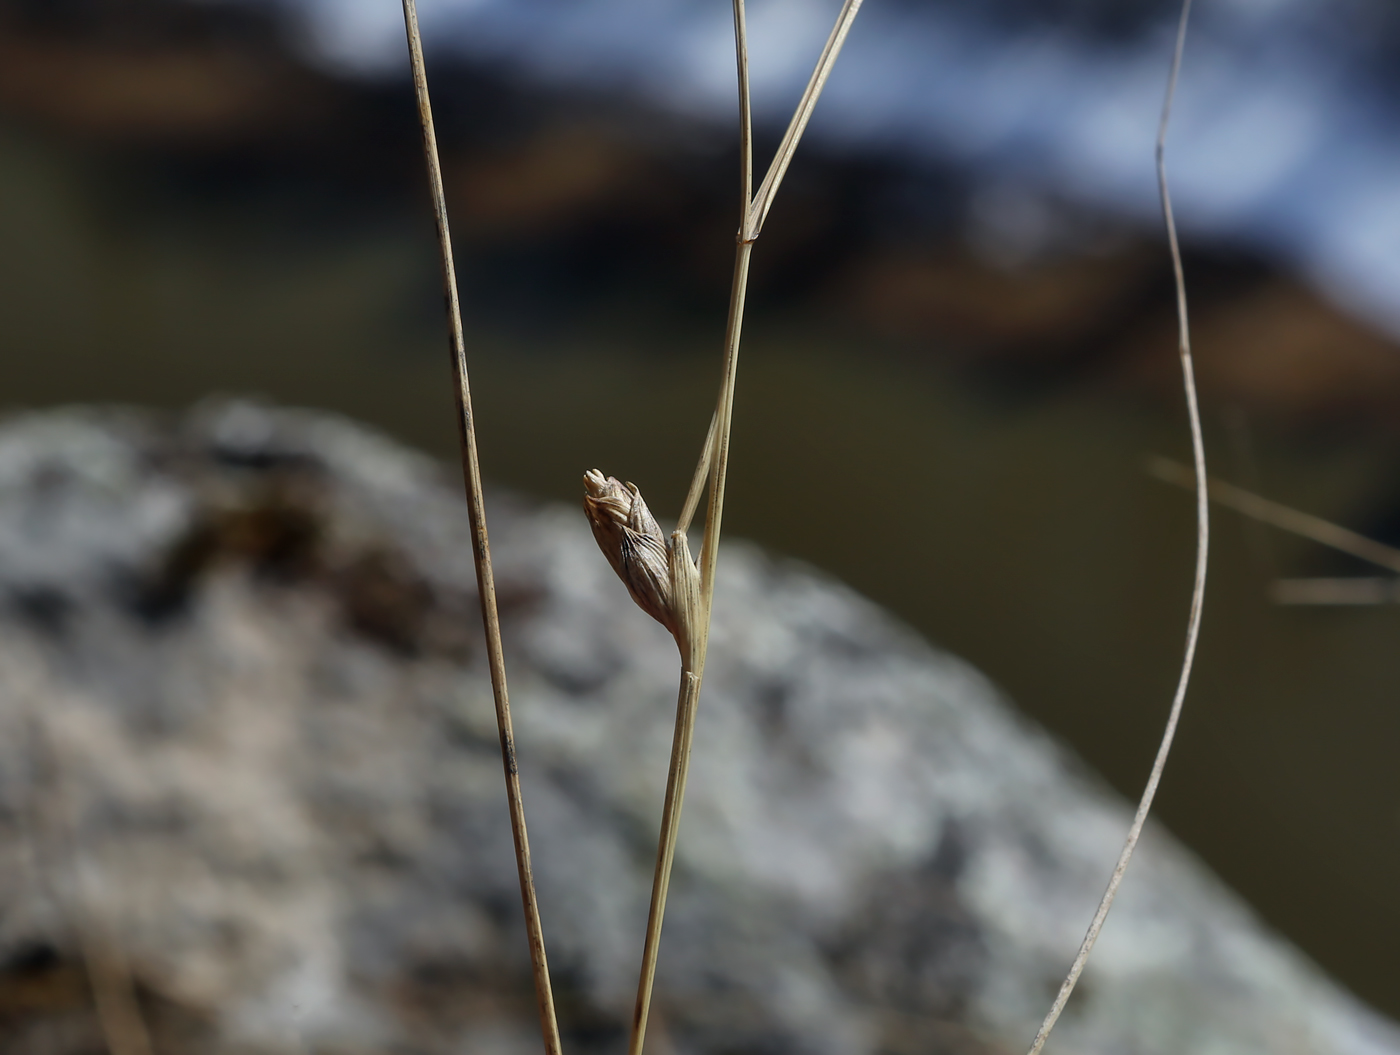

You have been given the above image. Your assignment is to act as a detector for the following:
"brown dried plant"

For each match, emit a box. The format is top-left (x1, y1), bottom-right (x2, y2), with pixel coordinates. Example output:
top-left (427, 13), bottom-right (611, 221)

top-left (396, 0), bottom-right (1212, 1053)
top-left (582, 5), bottom-right (864, 1052)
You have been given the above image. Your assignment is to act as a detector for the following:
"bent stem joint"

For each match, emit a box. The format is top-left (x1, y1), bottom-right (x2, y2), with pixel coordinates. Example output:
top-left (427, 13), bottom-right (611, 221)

top-left (583, 2), bottom-right (863, 1053)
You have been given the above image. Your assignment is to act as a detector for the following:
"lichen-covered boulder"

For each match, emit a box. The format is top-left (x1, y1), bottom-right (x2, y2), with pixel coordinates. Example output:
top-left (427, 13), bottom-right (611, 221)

top-left (0, 402), bottom-right (1392, 1055)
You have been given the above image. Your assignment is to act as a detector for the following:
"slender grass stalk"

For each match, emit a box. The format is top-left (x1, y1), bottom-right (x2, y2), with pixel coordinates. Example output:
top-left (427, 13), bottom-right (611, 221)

top-left (28, 714), bottom-right (153, 1055)
top-left (746, 0), bottom-right (864, 238)
top-left (624, 235), bottom-right (754, 1055)
top-left (581, 4), bottom-right (862, 1053)
top-left (1025, 1), bottom-right (1208, 1051)
top-left (1271, 577), bottom-right (1400, 605)
top-left (627, 666), bottom-right (702, 1055)
top-left (397, 5), bottom-right (562, 1053)
top-left (77, 904), bottom-right (154, 1055)
top-left (1149, 456), bottom-right (1400, 575)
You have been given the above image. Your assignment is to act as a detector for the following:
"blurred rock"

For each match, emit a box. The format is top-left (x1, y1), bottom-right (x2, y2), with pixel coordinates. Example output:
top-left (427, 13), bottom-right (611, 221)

top-left (0, 401), bottom-right (1394, 1055)
top-left (446, 125), bottom-right (657, 239)
top-left (841, 241), bottom-right (1157, 359)
top-left (1118, 269), bottom-right (1400, 419)
top-left (8, 0), bottom-right (1400, 426)
top-left (840, 239), bottom-right (1400, 420)
top-left (0, 0), bottom-right (330, 143)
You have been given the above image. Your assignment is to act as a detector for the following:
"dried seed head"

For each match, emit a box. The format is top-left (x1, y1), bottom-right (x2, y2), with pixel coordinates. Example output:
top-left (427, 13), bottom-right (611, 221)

top-left (583, 470), bottom-right (676, 635)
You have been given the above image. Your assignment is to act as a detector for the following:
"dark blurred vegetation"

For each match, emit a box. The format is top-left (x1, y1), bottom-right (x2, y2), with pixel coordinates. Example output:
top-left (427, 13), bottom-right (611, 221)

top-left (3, 0), bottom-right (1400, 1019)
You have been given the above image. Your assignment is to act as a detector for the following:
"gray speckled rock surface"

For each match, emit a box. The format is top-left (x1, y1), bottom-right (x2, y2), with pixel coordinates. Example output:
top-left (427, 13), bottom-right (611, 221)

top-left (0, 402), bottom-right (1392, 1055)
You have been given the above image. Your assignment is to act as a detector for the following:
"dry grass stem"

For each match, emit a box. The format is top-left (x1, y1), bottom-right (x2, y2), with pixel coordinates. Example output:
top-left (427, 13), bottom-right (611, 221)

top-left (746, 0), bottom-right (864, 238)
top-left (1025, 1), bottom-right (1208, 1051)
top-left (26, 714), bottom-right (153, 1055)
top-left (1271, 577), bottom-right (1400, 605)
top-left (1149, 455), bottom-right (1400, 575)
top-left (79, 924), bottom-right (155, 1055)
top-left (676, 409), bottom-right (717, 536)
top-left (581, 2), bottom-right (862, 1051)
top-left (398, 4), bottom-right (562, 1052)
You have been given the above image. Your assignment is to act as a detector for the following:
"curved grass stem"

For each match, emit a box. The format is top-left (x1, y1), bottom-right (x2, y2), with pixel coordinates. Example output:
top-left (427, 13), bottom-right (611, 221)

top-left (1025, 1), bottom-right (1206, 1051)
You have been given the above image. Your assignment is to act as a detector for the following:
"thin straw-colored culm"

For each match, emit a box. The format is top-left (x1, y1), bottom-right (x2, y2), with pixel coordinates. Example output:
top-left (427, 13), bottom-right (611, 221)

top-left (1025, 0), bottom-right (1208, 1049)
top-left (395, 0), bottom-right (1209, 1052)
